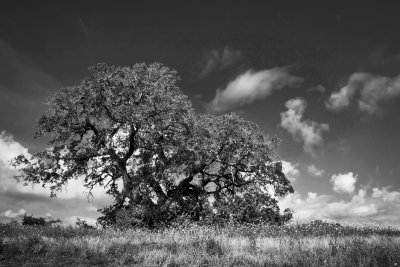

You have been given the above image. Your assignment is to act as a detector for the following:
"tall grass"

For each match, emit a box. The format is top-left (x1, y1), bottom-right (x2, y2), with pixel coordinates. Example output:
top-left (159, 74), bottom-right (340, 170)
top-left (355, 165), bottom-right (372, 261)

top-left (1, 221), bottom-right (399, 266)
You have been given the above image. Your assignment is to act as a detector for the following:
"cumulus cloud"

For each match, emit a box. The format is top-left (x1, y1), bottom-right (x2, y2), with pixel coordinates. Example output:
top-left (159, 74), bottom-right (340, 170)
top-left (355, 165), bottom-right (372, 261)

top-left (280, 98), bottom-right (330, 156)
top-left (326, 72), bottom-right (400, 114)
top-left (307, 164), bottom-right (325, 177)
top-left (279, 186), bottom-right (400, 226)
top-left (330, 172), bottom-right (357, 194)
top-left (325, 83), bottom-right (358, 111)
top-left (372, 186), bottom-right (400, 201)
top-left (0, 130), bottom-right (29, 168)
top-left (281, 160), bottom-right (300, 182)
top-left (0, 131), bottom-right (112, 224)
top-left (208, 68), bottom-right (303, 113)
top-left (200, 47), bottom-right (242, 76)
top-left (0, 130), bottom-right (38, 195)
top-left (0, 208), bottom-right (26, 218)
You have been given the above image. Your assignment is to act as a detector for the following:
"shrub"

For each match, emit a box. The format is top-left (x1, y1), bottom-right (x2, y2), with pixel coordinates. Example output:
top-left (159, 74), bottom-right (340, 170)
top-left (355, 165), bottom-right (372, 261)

top-left (22, 214), bottom-right (62, 227)
top-left (22, 214), bottom-right (47, 226)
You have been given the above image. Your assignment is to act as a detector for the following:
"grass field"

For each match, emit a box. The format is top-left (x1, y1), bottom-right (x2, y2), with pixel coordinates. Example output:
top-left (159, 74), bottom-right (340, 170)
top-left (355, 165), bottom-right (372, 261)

top-left (1, 220), bottom-right (399, 266)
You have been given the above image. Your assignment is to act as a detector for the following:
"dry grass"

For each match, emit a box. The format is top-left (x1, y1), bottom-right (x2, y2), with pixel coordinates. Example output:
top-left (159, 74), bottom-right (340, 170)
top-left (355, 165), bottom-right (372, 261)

top-left (0, 221), bottom-right (399, 266)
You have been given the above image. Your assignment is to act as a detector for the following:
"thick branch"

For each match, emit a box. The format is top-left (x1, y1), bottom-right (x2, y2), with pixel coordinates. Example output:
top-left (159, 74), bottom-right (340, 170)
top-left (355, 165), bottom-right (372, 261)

top-left (123, 124), bottom-right (140, 161)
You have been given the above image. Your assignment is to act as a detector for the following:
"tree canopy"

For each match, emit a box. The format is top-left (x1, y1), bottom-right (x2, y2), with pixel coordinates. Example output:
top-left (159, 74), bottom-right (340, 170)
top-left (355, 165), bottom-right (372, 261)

top-left (12, 63), bottom-right (294, 227)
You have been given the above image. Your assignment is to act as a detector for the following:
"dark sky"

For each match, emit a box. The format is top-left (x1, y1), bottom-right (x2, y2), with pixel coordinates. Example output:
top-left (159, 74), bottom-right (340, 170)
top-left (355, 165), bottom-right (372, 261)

top-left (1, 1), bottom-right (400, 225)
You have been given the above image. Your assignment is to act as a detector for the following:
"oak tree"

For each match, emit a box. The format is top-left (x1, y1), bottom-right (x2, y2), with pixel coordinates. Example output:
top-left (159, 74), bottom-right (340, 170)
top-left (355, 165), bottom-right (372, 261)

top-left (12, 63), bottom-right (293, 227)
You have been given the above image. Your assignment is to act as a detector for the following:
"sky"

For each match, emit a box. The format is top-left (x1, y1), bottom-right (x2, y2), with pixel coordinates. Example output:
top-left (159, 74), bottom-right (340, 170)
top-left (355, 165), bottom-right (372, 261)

top-left (0, 1), bottom-right (399, 226)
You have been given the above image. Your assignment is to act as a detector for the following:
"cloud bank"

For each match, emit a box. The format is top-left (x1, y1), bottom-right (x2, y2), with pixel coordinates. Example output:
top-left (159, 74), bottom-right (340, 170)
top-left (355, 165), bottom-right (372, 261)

top-left (0, 208), bottom-right (26, 218)
top-left (280, 98), bottom-right (329, 156)
top-left (0, 131), bottom-right (112, 225)
top-left (280, 186), bottom-right (400, 226)
top-left (208, 68), bottom-right (303, 113)
top-left (326, 72), bottom-right (400, 114)
top-left (280, 169), bottom-right (400, 226)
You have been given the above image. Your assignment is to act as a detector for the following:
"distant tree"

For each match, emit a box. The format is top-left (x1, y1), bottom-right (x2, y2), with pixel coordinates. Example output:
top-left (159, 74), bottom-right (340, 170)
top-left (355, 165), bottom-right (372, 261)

top-left (22, 214), bottom-right (62, 226)
top-left (22, 214), bottom-right (46, 226)
top-left (12, 63), bottom-right (293, 227)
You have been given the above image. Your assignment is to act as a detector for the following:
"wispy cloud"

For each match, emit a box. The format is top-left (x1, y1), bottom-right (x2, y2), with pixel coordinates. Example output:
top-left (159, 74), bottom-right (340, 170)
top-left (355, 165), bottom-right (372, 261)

top-left (280, 98), bottom-right (329, 156)
top-left (78, 17), bottom-right (90, 47)
top-left (0, 39), bottom-right (61, 96)
top-left (0, 39), bottom-right (62, 134)
top-left (307, 85), bottom-right (326, 94)
top-left (208, 68), bottom-right (303, 113)
top-left (200, 47), bottom-right (242, 76)
top-left (307, 164), bottom-right (325, 177)
top-left (368, 44), bottom-right (400, 66)
top-left (326, 72), bottom-right (400, 114)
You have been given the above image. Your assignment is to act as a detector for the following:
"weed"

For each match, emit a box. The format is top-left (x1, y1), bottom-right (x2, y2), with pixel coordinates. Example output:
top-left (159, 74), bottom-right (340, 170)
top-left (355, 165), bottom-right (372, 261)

top-left (25, 236), bottom-right (47, 255)
top-left (205, 237), bottom-right (223, 256)
top-left (0, 221), bottom-right (399, 266)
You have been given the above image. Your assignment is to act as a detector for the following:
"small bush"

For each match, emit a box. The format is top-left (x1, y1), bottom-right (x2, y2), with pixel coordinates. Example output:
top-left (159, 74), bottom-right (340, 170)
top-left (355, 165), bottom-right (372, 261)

top-left (22, 214), bottom-right (47, 226)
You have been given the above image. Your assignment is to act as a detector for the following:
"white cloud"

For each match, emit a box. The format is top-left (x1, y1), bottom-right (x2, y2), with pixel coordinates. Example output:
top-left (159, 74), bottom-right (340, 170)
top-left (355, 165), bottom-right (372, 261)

top-left (326, 72), bottom-right (400, 114)
top-left (201, 47), bottom-right (242, 76)
top-left (0, 208), bottom-right (26, 218)
top-left (208, 68), bottom-right (303, 113)
top-left (325, 83), bottom-right (357, 111)
top-left (0, 131), bottom-right (110, 199)
top-left (281, 160), bottom-right (300, 181)
top-left (0, 131), bottom-right (113, 223)
top-left (0, 130), bottom-right (29, 169)
top-left (330, 172), bottom-right (357, 194)
top-left (372, 187), bottom-right (400, 201)
top-left (280, 98), bottom-right (329, 156)
top-left (280, 186), bottom-right (400, 226)
top-left (307, 164), bottom-right (325, 177)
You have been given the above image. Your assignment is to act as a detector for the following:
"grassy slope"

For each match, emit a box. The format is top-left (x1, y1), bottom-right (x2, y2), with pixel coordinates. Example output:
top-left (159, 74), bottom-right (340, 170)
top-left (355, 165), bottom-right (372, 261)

top-left (1, 222), bottom-right (399, 266)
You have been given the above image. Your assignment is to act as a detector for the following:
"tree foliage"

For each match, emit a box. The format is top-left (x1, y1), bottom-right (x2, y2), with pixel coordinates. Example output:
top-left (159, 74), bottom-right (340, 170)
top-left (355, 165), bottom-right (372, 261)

top-left (12, 63), bottom-right (294, 227)
top-left (22, 214), bottom-right (62, 227)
